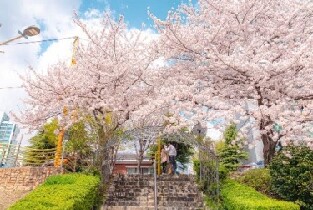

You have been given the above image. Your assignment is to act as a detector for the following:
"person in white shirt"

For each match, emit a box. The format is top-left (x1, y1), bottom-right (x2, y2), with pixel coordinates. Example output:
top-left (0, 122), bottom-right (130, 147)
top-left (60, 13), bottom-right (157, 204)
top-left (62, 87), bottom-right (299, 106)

top-left (165, 143), bottom-right (177, 175)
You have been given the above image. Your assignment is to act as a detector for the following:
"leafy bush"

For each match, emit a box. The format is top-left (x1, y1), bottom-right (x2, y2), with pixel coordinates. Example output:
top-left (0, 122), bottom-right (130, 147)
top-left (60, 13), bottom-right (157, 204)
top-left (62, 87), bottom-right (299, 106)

top-left (221, 180), bottom-right (300, 210)
top-left (80, 165), bottom-right (101, 177)
top-left (9, 173), bottom-right (100, 210)
top-left (204, 195), bottom-right (224, 210)
top-left (218, 164), bottom-right (228, 181)
top-left (236, 168), bottom-right (274, 197)
top-left (270, 145), bottom-right (313, 210)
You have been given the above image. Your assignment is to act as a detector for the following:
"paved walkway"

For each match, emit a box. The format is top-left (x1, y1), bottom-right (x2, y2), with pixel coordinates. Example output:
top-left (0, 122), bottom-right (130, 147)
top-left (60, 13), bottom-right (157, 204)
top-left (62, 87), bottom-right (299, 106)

top-left (0, 190), bottom-right (30, 209)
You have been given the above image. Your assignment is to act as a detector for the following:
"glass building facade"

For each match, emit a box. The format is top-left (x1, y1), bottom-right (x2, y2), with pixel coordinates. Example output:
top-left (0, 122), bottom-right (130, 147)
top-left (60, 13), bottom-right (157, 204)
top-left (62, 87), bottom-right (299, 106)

top-left (0, 112), bottom-right (20, 167)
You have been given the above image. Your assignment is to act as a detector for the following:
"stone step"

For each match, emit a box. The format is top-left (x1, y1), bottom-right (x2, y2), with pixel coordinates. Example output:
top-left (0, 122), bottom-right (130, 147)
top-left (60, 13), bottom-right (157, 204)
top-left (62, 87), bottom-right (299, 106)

top-left (104, 201), bottom-right (203, 207)
top-left (110, 182), bottom-right (197, 188)
top-left (106, 195), bottom-right (202, 201)
top-left (111, 178), bottom-right (196, 181)
top-left (111, 175), bottom-right (195, 182)
top-left (106, 192), bottom-right (201, 197)
top-left (107, 189), bottom-right (200, 195)
top-left (106, 191), bottom-right (202, 197)
top-left (108, 185), bottom-right (201, 191)
top-left (105, 201), bottom-right (203, 207)
top-left (104, 175), bottom-right (205, 210)
top-left (102, 206), bottom-right (204, 210)
top-left (105, 199), bottom-right (203, 205)
top-left (109, 184), bottom-right (197, 188)
top-left (111, 177), bottom-right (196, 181)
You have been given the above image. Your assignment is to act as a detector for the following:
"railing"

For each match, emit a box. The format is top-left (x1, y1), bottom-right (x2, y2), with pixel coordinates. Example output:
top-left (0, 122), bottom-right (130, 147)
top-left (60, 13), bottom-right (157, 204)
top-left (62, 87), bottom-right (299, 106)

top-left (0, 143), bottom-right (56, 167)
top-left (21, 147), bottom-right (56, 166)
top-left (198, 146), bottom-right (220, 202)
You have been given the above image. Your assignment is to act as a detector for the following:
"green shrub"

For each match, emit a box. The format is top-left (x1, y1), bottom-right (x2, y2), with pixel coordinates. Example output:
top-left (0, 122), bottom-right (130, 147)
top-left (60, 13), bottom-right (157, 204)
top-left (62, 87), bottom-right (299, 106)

top-left (204, 195), bottom-right (224, 210)
top-left (9, 173), bottom-right (100, 210)
top-left (193, 159), bottom-right (201, 182)
top-left (270, 145), bottom-right (313, 210)
top-left (81, 165), bottom-right (101, 177)
top-left (221, 180), bottom-right (300, 210)
top-left (236, 168), bottom-right (274, 196)
top-left (218, 164), bottom-right (228, 181)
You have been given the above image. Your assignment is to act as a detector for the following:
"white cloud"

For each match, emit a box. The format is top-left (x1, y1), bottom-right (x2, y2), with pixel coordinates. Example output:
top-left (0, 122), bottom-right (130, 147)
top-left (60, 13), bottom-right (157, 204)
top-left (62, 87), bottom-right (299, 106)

top-left (0, 0), bottom-right (82, 143)
top-left (0, 0), bottom-right (81, 113)
top-left (0, 1), bottom-right (157, 144)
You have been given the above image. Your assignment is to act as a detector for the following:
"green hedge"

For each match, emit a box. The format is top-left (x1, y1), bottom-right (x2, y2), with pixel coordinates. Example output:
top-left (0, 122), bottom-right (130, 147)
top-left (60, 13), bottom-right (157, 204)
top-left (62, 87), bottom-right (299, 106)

top-left (9, 173), bottom-right (100, 210)
top-left (235, 168), bottom-right (274, 197)
top-left (221, 180), bottom-right (300, 210)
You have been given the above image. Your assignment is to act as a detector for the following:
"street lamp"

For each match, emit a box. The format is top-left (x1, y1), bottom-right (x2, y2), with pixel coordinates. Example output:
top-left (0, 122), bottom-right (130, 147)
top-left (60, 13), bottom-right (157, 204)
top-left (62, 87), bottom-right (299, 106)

top-left (192, 122), bottom-right (207, 182)
top-left (20, 26), bottom-right (40, 37)
top-left (0, 25), bottom-right (40, 46)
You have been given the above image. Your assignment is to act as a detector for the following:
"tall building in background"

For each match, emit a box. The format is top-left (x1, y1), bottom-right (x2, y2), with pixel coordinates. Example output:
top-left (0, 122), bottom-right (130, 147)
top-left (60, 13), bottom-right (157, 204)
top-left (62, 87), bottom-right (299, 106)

top-left (0, 111), bottom-right (20, 167)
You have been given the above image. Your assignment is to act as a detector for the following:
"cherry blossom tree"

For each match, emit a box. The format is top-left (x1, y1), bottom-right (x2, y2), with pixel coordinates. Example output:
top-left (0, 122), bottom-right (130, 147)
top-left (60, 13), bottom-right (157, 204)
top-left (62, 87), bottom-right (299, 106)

top-left (151, 0), bottom-right (313, 164)
top-left (15, 12), bottom-right (163, 180)
top-left (19, 13), bottom-right (161, 127)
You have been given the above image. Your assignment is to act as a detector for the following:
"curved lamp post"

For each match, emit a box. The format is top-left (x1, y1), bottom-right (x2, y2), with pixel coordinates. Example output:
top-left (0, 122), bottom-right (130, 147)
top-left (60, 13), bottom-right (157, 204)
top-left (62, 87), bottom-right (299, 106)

top-left (192, 122), bottom-right (207, 182)
top-left (0, 25), bottom-right (40, 46)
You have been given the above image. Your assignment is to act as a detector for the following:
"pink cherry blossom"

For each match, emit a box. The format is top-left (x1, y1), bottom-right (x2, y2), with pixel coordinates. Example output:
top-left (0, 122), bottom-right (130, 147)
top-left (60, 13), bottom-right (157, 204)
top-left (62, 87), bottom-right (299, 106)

top-left (151, 0), bottom-right (313, 164)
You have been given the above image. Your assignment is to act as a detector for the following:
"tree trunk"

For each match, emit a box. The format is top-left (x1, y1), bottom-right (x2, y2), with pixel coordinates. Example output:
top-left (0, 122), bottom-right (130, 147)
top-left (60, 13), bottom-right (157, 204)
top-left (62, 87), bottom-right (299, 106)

top-left (137, 155), bottom-right (143, 175)
top-left (101, 148), bottom-right (111, 184)
top-left (98, 126), bottom-right (120, 184)
top-left (73, 154), bottom-right (77, 172)
top-left (96, 127), bottom-right (111, 184)
top-left (109, 145), bottom-right (119, 175)
top-left (261, 133), bottom-right (276, 165)
top-left (137, 140), bottom-right (144, 175)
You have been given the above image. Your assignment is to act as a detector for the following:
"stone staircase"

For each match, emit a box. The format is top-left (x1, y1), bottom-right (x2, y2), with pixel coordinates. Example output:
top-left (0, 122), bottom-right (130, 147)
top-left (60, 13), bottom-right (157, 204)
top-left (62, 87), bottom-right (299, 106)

top-left (102, 174), bottom-right (205, 210)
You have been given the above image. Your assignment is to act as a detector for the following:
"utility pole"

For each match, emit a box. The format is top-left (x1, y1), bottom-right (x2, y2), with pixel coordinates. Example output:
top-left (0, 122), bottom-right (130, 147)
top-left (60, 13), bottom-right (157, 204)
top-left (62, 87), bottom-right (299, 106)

top-left (157, 136), bottom-right (161, 175)
top-left (54, 37), bottom-right (79, 167)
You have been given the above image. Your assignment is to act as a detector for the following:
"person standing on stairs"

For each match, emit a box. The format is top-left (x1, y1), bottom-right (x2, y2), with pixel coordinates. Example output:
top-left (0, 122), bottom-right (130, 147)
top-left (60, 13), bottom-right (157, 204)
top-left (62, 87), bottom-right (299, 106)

top-left (161, 145), bottom-right (169, 174)
top-left (165, 143), bottom-right (177, 175)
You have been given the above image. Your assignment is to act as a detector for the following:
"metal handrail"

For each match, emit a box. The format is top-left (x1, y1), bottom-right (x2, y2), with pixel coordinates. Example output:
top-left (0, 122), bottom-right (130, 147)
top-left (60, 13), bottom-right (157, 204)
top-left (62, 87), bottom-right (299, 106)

top-left (0, 143), bottom-right (57, 167)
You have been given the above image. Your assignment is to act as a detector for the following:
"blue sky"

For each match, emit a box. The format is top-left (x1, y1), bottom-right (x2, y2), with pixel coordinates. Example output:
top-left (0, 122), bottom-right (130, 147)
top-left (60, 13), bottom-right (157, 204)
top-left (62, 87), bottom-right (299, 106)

top-left (80, 0), bottom-right (195, 28)
top-left (38, 0), bottom-right (196, 54)
top-left (0, 0), bottom-right (222, 143)
top-left (0, 0), bottom-right (198, 113)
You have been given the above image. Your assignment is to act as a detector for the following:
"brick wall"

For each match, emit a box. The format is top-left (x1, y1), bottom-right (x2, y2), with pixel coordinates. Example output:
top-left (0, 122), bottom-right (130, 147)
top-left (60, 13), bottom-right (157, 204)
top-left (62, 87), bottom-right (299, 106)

top-left (113, 164), bottom-right (127, 175)
top-left (0, 167), bottom-right (62, 191)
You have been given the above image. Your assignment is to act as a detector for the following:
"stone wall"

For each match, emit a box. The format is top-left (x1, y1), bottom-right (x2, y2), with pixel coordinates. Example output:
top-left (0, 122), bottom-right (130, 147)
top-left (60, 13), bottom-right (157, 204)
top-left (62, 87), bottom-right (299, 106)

top-left (0, 166), bottom-right (62, 191)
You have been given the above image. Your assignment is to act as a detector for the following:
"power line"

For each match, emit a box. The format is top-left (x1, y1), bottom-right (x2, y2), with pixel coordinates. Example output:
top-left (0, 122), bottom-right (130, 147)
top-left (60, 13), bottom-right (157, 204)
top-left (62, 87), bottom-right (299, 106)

top-left (7, 36), bottom-right (78, 45)
top-left (0, 86), bottom-right (22, 90)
